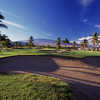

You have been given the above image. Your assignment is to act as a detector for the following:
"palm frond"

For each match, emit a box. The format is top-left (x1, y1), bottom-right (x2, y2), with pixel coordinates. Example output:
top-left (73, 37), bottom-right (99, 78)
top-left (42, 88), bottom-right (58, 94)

top-left (0, 14), bottom-right (5, 20)
top-left (0, 24), bottom-right (8, 29)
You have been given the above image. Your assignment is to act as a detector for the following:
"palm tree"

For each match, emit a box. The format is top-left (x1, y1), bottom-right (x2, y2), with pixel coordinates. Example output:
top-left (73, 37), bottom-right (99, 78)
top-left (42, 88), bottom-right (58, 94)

top-left (5, 38), bottom-right (11, 48)
top-left (92, 32), bottom-right (99, 47)
top-left (1, 34), bottom-right (7, 41)
top-left (0, 13), bottom-right (8, 50)
top-left (0, 13), bottom-right (8, 28)
top-left (80, 39), bottom-right (88, 49)
top-left (14, 42), bottom-right (21, 48)
top-left (28, 36), bottom-right (34, 48)
top-left (63, 38), bottom-right (69, 48)
top-left (0, 14), bottom-right (4, 19)
top-left (0, 34), bottom-right (11, 48)
top-left (72, 41), bottom-right (77, 48)
top-left (56, 37), bottom-right (61, 50)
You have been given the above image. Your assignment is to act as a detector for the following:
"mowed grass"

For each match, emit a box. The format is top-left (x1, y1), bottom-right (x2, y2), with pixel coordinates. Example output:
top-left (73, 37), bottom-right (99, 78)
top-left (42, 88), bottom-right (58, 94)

top-left (58, 50), bottom-right (100, 58)
top-left (0, 48), bottom-right (43, 58)
top-left (0, 73), bottom-right (74, 100)
top-left (0, 48), bottom-right (100, 58)
top-left (0, 48), bottom-right (100, 100)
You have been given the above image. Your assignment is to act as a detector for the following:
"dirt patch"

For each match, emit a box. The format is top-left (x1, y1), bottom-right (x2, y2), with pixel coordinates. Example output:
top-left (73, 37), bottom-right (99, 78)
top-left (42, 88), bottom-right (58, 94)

top-left (0, 55), bottom-right (100, 100)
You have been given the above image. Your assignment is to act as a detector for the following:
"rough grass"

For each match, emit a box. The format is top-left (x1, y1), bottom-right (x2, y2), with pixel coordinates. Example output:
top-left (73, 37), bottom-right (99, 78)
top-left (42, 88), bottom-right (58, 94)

top-left (0, 73), bottom-right (74, 100)
top-left (1, 48), bottom-right (100, 58)
top-left (57, 50), bottom-right (100, 58)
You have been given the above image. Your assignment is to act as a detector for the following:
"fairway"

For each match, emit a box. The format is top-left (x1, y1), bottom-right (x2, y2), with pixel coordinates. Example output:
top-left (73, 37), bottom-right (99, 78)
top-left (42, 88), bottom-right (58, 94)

top-left (1, 48), bottom-right (100, 58)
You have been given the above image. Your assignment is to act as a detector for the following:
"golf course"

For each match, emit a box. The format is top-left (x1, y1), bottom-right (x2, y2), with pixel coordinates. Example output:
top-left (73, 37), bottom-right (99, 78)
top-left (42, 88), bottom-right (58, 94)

top-left (0, 1), bottom-right (100, 99)
top-left (0, 48), bottom-right (100, 100)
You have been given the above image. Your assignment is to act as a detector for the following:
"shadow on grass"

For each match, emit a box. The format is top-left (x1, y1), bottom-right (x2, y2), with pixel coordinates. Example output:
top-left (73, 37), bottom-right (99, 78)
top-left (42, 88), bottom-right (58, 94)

top-left (82, 56), bottom-right (100, 68)
top-left (0, 55), bottom-right (59, 73)
top-left (70, 80), bottom-right (100, 100)
top-left (48, 73), bottom-right (100, 100)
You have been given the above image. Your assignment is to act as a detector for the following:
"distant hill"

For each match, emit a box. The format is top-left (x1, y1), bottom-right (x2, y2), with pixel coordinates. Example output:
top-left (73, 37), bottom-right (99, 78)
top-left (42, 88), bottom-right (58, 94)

top-left (13, 39), bottom-right (56, 46)
top-left (34, 39), bottom-right (56, 46)
top-left (13, 38), bottom-right (74, 47)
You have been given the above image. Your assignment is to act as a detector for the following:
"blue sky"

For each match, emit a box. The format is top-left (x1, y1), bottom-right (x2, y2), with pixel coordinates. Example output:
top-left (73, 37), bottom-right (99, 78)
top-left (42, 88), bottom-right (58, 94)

top-left (0, 0), bottom-right (100, 41)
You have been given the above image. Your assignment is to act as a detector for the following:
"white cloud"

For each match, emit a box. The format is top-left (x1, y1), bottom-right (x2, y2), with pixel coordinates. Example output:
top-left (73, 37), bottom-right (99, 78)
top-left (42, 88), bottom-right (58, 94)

top-left (78, 36), bottom-right (92, 41)
top-left (32, 31), bottom-right (53, 39)
top-left (82, 19), bottom-right (93, 26)
top-left (0, 9), bottom-right (19, 18)
top-left (78, 0), bottom-right (95, 22)
top-left (2, 20), bottom-right (26, 30)
top-left (82, 19), bottom-right (88, 23)
top-left (77, 35), bottom-right (100, 45)
top-left (77, 36), bottom-right (92, 44)
top-left (45, 33), bottom-right (53, 37)
top-left (94, 25), bottom-right (100, 29)
top-left (78, 0), bottom-right (94, 7)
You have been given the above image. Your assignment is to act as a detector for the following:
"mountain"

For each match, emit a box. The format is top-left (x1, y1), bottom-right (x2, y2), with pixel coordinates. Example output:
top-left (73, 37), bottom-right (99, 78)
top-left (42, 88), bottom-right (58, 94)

top-left (34, 39), bottom-right (56, 46)
top-left (13, 38), bottom-right (74, 47)
top-left (13, 39), bottom-right (56, 46)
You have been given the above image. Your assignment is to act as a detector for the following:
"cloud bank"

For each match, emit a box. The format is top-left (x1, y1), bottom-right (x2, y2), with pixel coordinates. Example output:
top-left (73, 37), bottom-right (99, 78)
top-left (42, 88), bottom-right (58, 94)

top-left (2, 20), bottom-right (26, 30)
top-left (0, 9), bottom-right (19, 18)
top-left (78, 36), bottom-right (92, 41)
top-left (94, 25), bottom-right (100, 29)
top-left (78, 0), bottom-right (95, 7)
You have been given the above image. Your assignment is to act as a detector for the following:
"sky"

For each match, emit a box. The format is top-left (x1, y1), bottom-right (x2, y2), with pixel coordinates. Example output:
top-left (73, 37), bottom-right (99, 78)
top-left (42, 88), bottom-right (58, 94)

top-left (0, 0), bottom-right (100, 41)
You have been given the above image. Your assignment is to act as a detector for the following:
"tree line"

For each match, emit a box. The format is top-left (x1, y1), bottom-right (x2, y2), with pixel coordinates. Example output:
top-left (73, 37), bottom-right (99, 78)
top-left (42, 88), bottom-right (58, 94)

top-left (56, 32), bottom-right (100, 50)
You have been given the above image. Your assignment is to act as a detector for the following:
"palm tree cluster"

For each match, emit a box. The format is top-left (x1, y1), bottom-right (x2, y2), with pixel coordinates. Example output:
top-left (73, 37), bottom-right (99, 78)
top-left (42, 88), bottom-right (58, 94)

top-left (56, 37), bottom-right (78, 50)
top-left (80, 32), bottom-right (100, 50)
top-left (0, 33), bottom-right (11, 48)
top-left (56, 32), bottom-right (100, 51)
top-left (0, 13), bottom-right (11, 48)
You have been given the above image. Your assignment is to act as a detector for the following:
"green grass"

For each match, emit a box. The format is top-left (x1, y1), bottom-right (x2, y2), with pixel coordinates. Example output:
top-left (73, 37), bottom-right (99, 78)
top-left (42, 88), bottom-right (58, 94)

top-left (0, 48), bottom-right (46, 58)
top-left (1, 48), bottom-right (100, 100)
top-left (0, 73), bottom-right (73, 100)
top-left (1, 48), bottom-right (100, 58)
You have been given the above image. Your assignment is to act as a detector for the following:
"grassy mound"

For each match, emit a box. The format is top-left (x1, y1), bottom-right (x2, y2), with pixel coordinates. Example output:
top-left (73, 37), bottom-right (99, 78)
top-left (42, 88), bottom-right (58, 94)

top-left (0, 73), bottom-right (74, 100)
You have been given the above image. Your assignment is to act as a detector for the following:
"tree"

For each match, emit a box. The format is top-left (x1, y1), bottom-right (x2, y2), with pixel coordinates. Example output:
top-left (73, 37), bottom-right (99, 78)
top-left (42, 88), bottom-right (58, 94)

top-left (56, 37), bottom-right (61, 50)
top-left (5, 38), bottom-right (11, 48)
top-left (1, 38), bottom-right (11, 48)
top-left (24, 42), bottom-right (29, 47)
top-left (72, 41), bottom-right (77, 48)
top-left (0, 13), bottom-right (8, 50)
top-left (0, 13), bottom-right (8, 28)
top-left (0, 34), bottom-right (7, 41)
top-left (80, 39), bottom-right (88, 49)
top-left (92, 32), bottom-right (99, 47)
top-left (63, 38), bottom-right (69, 48)
top-left (28, 36), bottom-right (34, 48)
top-left (0, 34), bottom-right (11, 48)
top-left (14, 42), bottom-right (21, 48)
